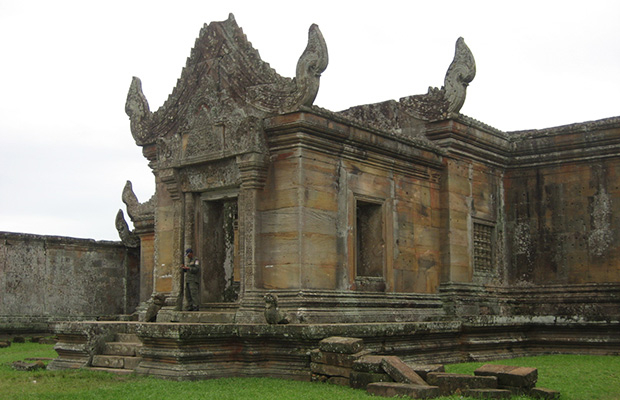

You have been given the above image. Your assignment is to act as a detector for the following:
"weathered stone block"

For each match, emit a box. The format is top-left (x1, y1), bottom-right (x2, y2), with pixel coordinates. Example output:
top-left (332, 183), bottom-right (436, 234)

top-left (462, 388), bottom-right (512, 399)
top-left (0, 340), bottom-right (10, 348)
top-left (103, 342), bottom-right (140, 357)
top-left (349, 371), bottom-right (393, 389)
top-left (310, 362), bottom-right (351, 378)
top-left (318, 337), bottom-right (364, 354)
top-left (92, 355), bottom-right (124, 369)
top-left (366, 382), bottom-right (440, 399)
top-left (474, 364), bottom-right (538, 389)
top-left (426, 372), bottom-right (497, 396)
top-left (310, 349), bottom-right (371, 367)
top-left (530, 387), bottom-right (561, 399)
top-left (380, 356), bottom-right (428, 386)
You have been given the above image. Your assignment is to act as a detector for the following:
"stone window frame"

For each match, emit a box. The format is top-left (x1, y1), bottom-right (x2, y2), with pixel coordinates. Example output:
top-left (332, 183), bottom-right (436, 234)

top-left (352, 194), bottom-right (387, 291)
top-left (471, 217), bottom-right (496, 279)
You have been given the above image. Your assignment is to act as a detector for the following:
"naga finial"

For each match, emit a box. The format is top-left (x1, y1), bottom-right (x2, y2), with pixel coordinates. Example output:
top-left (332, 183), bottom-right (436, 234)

top-left (125, 77), bottom-right (153, 145)
top-left (444, 37), bottom-right (476, 115)
top-left (295, 23), bottom-right (329, 107)
top-left (246, 23), bottom-right (328, 113)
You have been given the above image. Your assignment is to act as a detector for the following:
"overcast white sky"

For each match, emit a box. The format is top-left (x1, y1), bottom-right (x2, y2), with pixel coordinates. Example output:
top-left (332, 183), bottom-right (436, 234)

top-left (1, 0), bottom-right (619, 241)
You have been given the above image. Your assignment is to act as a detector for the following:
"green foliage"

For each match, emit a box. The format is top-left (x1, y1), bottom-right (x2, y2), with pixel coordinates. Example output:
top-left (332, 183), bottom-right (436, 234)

top-left (1, 342), bottom-right (619, 400)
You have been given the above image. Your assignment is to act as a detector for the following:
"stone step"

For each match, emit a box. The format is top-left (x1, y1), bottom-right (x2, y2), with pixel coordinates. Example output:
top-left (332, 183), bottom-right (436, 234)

top-left (115, 333), bottom-right (140, 343)
top-left (367, 382), bottom-right (440, 399)
top-left (92, 355), bottom-right (142, 370)
top-left (176, 311), bottom-right (237, 323)
top-left (103, 342), bottom-right (141, 356)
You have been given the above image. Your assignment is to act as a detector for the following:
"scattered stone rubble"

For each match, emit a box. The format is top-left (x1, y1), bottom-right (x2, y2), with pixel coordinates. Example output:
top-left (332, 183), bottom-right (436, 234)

top-left (311, 336), bottom-right (560, 399)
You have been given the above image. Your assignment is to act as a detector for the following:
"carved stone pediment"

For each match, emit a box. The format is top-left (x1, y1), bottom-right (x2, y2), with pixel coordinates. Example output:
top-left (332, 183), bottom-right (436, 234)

top-left (125, 14), bottom-right (328, 169)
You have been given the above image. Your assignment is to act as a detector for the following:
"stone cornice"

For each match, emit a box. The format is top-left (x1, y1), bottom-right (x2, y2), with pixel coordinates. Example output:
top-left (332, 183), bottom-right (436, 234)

top-left (263, 110), bottom-right (444, 180)
top-left (507, 116), bottom-right (620, 168)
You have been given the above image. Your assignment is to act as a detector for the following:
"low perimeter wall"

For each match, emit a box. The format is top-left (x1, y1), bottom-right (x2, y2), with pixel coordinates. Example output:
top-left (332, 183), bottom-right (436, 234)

top-left (0, 232), bottom-right (139, 334)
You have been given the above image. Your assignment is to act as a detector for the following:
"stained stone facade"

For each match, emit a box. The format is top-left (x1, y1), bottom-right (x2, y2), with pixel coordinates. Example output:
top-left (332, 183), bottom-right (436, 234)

top-left (48, 15), bottom-right (619, 379)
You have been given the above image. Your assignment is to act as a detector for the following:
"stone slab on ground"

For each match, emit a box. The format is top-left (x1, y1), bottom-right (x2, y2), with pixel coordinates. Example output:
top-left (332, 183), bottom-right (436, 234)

top-left (381, 356), bottom-right (428, 386)
top-left (426, 372), bottom-right (497, 396)
top-left (12, 361), bottom-right (46, 371)
top-left (349, 370), bottom-right (393, 389)
top-left (310, 362), bottom-right (352, 378)
top-left (0, 340), bottom-right (10, 348)
top-left (318, 337), bottom-right (364, 354)
top-left (310, 348), bottom-right (371, 367)
top-left (367, 382), bottom-right (440, 399)
top-left (474, 364), bottom-right (538, 389)
top-left (530, 387), bottom-right (561, 399)
top-left (462, 388), bottom-right (512, 399)
top-left (411, 364), bottom-right (445, 380)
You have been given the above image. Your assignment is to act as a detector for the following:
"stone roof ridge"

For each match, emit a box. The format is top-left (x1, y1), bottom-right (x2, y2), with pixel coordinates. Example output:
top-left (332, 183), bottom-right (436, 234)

top-left (335, 38), bottom-right (476, 135)
top-left (305, 105), bottom-right (444, 154)
top-left (506, 116), bottom-right (620, 140)
top-left (455, 114), bottom-right (506, 137)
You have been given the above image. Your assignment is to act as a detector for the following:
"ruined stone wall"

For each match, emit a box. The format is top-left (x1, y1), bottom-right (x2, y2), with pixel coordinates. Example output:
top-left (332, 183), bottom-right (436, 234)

top-left (505, 160), bottom-right (620, 285)
top-left (0, 232), bottom-right (139, 333)
top-left (505, 119), bottom-right (620, 285)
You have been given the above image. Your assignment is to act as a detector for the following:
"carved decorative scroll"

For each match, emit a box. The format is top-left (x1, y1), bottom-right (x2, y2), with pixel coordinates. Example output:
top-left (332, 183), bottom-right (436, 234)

top-left (125, 77), bottom-right (154, 146)
top-left (115, 209), bottom-right (140, 248)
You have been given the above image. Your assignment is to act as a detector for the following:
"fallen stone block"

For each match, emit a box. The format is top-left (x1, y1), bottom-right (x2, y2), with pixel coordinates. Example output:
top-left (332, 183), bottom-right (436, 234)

top-left (367, 382), bottom-right (440, 399)
top-left (0, 340), bottom-right (10, 348)
top-left (426, 372), bottom-right (497, 396)
top-left (12, 336), bottom-right (25, 343)
top-left (349, 370), bottom-right (393, 389)
top-left (310, 348), bottom-right (371, 367)
top-left (12, 361), bottom-right (46, 371)
top-left (411, 364), bottom-right (445, 380)
top-left (310, 362), bottom-right (351, 378)
top-left (462, 388), bottom-right (512, 399)
top-left (318, 336), bottom-right (364, 354)
top-left (475, 364), bottom-right (538, 389)
top-left (530, 387), bottom-right (561, 400)
top-left (381, 356), bottom-right (428, 386)
top-left (353, 355), bottom-right (387, 373)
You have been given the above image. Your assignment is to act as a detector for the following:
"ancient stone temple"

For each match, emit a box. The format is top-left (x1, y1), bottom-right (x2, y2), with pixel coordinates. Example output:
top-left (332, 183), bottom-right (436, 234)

top-left (49, 15), bottom-right (619, 380)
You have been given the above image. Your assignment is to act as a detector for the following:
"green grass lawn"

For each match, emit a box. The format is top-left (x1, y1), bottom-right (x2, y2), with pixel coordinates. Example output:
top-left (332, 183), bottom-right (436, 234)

top-left (1, 341), bottom-right (619, 399)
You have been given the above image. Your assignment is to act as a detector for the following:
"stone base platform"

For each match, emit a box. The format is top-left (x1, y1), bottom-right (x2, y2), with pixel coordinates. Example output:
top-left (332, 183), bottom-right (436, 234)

top-left (48, 316), bottom-right (620, 381)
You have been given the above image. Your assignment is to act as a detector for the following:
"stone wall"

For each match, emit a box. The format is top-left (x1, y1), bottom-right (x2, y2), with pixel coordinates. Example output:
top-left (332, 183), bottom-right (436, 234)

top-left (0, 232), bottom-right (139, 333)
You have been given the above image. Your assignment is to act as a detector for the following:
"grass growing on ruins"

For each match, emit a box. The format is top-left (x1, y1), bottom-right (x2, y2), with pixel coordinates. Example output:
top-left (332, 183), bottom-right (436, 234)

top-left (1, 342), bottom-right (619, 399)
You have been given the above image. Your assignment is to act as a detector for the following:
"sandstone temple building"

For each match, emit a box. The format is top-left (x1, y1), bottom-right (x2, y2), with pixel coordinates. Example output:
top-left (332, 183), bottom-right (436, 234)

top-left (2, 15), bottom-right (618, 380)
